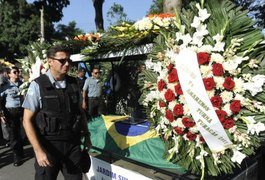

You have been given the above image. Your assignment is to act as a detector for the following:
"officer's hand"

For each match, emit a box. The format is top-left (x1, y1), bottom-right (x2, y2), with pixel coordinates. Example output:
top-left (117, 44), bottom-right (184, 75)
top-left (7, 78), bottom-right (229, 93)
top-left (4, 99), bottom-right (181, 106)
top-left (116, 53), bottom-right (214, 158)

top-left (0, 116), bottom-right (6, 123)
top-left (35, 150), bottom-right (52, 167)
top-left (82, 102), bottom-right (87, 110)
top-left (83, 135), bottom-right (91, 150)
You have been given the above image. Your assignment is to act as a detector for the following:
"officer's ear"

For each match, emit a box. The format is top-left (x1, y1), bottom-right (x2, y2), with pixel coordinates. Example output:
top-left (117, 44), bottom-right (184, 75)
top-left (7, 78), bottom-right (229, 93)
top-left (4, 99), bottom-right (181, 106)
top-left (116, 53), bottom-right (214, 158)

top-left (48, 58), bottom-right (53, 66)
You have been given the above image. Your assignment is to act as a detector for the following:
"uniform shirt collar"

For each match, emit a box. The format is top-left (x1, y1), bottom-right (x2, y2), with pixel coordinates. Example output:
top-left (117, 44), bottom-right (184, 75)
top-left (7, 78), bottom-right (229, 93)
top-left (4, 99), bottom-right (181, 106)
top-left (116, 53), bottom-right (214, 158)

top-left (46, 69), bottom-right (66, 88)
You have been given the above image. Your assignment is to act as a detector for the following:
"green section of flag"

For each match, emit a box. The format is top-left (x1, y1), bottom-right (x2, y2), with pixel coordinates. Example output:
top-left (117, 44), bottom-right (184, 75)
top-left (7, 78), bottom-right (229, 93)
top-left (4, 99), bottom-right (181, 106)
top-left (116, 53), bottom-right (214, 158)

top-left (88, 116), bottom-right (186, 173)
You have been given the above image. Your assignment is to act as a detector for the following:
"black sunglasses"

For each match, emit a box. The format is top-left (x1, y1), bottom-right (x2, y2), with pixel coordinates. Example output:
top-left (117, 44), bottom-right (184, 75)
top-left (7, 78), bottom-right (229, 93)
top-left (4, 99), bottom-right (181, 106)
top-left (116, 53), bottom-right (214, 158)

top-left (12, 71), bottom-right (19, 74)
top-left (50, 57), bottom-right (71, 65)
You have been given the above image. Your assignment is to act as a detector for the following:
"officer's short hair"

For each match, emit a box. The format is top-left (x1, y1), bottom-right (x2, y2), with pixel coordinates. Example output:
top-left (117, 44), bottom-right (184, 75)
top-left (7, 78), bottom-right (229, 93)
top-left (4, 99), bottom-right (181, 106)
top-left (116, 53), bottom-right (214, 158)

top-left (78, 67), bottom-right (86, 72)
top-left (6, 66), bottom-right (19, 74)
top-left (47, 45), bottom-right (70, 58)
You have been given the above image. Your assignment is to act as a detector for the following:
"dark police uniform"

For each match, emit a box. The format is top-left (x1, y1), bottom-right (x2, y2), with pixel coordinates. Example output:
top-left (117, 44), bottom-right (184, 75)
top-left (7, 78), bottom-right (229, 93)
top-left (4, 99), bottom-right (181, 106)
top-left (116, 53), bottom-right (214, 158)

top-left (23, 70), bottom-right (84, 180)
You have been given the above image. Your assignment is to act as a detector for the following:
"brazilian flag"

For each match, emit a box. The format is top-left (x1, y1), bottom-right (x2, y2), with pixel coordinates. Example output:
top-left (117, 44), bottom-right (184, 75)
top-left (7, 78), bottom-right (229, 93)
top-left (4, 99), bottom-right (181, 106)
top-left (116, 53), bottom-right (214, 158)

top-left (88, 115), bottom-right (185, 172)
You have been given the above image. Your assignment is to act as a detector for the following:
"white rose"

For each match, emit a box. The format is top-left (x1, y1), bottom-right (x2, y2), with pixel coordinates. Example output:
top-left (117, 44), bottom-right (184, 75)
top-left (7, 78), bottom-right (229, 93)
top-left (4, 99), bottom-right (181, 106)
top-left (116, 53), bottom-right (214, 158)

top-left (200, 65), bottom-right (213, 77)
top-left (167, 82), bottom-right (177, 91)
top-left (175, 118), bottom-right (185, 128)
top-left (206, 90), bottom-right (215, 97)
top-left (223, 103), bottom-right (232, 116)
top-left (234, 94), bottom-right (245, 104)
top-left (179, 95), bottom-right (186, 104)
top-left (234, 78), bottom-right (244, 93)
top-left (183, 104), bottom-right (191, 115)
top-left (189, 126), bottom-right (199, 134)
top-left (213, 76), bottom-right (225, 89)
top-left (220, 91), bottom-right (233, 103)
top-left (158, 89), bottom-right (166, 99)
top-left (168, 101), bottom-right (177, 111)
top-left (211, 53), bottom-right (224, 63)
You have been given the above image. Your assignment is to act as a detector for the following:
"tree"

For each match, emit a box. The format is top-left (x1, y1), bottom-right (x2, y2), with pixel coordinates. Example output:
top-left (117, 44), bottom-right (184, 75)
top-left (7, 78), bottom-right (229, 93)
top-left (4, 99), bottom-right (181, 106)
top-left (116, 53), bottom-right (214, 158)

top-left (0, 0), bottom-right (70, 60)
top-left (107, 3), bottom-right (128, 26)
top-left (149, 0), bottom-right (183, 14)
top-left (163, 0), bottom-right (182, 13)
top-left (149, 0), bottom-right (264, 29)
top-left (54, 21), bottom-right (84, 40)
top-left (33, 0), bottom-right (70, 22)
top-left (148, 0), bottom-right (163, 14)
top-left (92, 0), bottom-right (104, 31)
top-left (0, 0), bottom-right (40, 60)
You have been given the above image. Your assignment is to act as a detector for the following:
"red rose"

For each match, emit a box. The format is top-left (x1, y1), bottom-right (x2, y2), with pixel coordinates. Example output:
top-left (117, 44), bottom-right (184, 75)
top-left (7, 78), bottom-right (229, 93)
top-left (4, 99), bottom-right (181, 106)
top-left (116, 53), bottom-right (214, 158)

top-left (212, 63), bottom-right (224, 76)
top-left (173, 127), bottom-right (184, 135)
top-left (215, 110), bottom-right (227, 123)
top-left (164, 89), bottom-right (175, 102)
top-left (186, 131), bottom-right (197, 141)
top-left (223, 77), bottom-right (235, 91)
top-left (174, 83), bottom-right (183, 95)
top-left (167, 63), bottom-right (174, 71)
top-left (223, 118), bottom-right (234, 129)
top-left (199, 136), bottom-right (205, 143)
top-left (159, 101), bottom-right (166, 108)
top-left (173, 104), bottom-right (184, 116)
top-left (230, 100), bottom-right (241, 114)
top-left (210, 96), bottom-right (223, 108)
top-left (203, 77), bottom-right (215, 91)
top-left (182, 117), bottom-right (195, 128)
top-left (158, 79), bottom-right (166, 91)
top-left (168, 68), bottom-right (179, 83)
top-left (197, 52), bottom-right (210, 65)
top-left (165, 110), bottom-right (174, 122)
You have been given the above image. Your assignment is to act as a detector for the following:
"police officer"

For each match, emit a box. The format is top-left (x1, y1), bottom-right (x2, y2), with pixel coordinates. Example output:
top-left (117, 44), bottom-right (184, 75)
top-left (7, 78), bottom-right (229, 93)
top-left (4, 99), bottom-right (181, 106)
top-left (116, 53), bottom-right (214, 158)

top-left (0, 66), bottom-right (24, 166)
top-left (23, 45), bottom-right (89, 180)
top-left (76, 67), bottom-right (87, 92)
top-left (82, 67), bottom-right (105, 117)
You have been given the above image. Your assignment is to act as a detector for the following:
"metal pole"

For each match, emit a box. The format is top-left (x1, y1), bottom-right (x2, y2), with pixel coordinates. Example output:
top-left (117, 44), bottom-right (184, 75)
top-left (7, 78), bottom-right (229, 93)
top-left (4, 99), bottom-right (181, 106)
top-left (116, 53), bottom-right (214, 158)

top-left (40, 4), bottom-right (45, 43)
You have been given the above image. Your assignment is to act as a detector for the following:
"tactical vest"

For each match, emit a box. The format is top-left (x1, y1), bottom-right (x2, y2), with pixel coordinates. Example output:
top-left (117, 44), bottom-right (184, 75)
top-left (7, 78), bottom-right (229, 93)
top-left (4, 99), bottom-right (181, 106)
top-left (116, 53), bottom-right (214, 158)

top-left (35, 74), bottom-right (81, 141)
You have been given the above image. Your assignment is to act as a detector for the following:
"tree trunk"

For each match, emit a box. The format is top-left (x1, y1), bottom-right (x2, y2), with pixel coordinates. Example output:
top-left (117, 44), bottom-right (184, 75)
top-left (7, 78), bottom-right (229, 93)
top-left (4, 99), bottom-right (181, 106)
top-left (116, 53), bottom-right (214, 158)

top-left (163, 0), bottom-right (182, 13)
top-left (92, 0), bottom-right (104, 31)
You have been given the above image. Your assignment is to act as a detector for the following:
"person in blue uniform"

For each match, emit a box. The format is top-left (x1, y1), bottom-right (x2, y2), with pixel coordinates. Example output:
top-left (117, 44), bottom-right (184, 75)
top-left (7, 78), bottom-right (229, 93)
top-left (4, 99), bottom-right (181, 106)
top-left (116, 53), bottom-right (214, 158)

top-left (0, 66), bottom-right (24, 166)
top-left (22, 45), bottom-right (90, 180)
top-left (82, 67), bottom-right (105, 117)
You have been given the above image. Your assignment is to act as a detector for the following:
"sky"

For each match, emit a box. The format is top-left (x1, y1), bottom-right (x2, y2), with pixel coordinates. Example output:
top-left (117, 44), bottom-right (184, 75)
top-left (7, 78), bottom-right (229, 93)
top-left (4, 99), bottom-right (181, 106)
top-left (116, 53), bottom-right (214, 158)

top-left (56, 0), bottom-right (153, 32)
top-left (25, 0), bottom-right (153, 32)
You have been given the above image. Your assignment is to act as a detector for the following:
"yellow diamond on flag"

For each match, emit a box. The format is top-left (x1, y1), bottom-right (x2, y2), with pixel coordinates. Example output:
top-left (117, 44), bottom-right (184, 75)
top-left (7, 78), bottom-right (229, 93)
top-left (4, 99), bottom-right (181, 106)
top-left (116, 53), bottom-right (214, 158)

top-left (102, 115), bottom-right (158, 150)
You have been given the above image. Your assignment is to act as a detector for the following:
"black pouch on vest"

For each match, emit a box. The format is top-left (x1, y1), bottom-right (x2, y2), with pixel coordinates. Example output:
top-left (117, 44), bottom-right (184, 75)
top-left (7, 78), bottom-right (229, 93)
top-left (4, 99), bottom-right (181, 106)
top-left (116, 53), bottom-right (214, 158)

top-left (45, 117), bottom-right (60, 135)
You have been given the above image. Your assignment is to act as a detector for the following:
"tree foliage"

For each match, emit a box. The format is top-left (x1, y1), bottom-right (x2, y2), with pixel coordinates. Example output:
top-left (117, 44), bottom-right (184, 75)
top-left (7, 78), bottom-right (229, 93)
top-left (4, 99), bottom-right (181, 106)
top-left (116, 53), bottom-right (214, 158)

top-left (0, 0), bottom-right (73, 60)
top-left (107, 3), bottom-right (128, 26)
top-left (0, 0), bottom-right (40, 60)
top-left (33, 0), bottom-right (70, 22)
top-left (148, 0), bottom-right (163, 14)
top-left (54, 21), bottom-right (84, 40)
top-left (148, 0), bottom-right (264, 29)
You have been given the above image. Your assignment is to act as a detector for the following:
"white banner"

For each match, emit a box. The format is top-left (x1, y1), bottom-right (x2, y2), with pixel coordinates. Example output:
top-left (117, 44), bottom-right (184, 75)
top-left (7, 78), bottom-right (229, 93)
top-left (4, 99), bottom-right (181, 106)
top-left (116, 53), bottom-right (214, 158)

top-left (174, 48), bottom-right (232, 152)
top-left (86, 156), bottom-right (152, 180)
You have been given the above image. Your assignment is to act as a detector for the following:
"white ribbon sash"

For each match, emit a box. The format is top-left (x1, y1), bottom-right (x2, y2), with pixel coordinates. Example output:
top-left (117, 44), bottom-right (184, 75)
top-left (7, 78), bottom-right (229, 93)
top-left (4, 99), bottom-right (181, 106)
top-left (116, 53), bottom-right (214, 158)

top-left (174, 48), bottom-right (232, 152)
